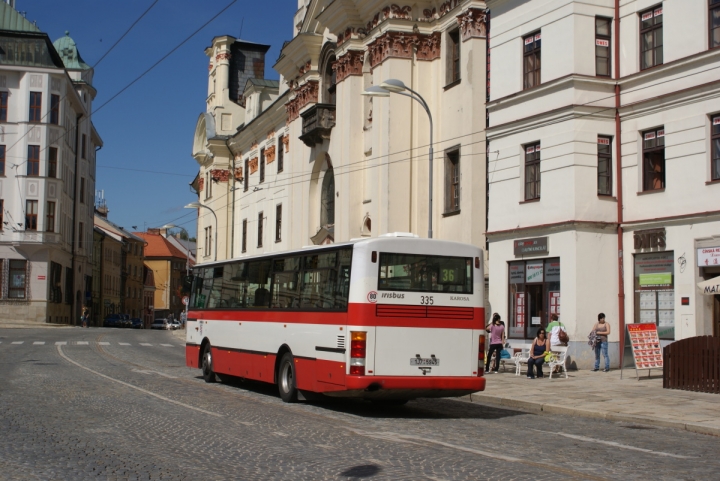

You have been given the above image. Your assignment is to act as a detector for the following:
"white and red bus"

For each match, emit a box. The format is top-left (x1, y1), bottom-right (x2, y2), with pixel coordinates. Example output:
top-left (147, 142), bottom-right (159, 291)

top-left (185, 234), bottom-right (486, 402)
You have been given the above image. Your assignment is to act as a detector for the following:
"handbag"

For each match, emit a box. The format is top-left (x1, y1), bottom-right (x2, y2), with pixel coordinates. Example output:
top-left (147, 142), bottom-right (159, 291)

top-left (558, 328), bottom-right (569, 344)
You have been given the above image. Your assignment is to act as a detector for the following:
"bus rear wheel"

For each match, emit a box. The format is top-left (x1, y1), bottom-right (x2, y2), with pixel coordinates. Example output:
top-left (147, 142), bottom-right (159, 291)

top-left (277, 353), bottom-right (298, 403)
top-left (201, 344), bottom-right (216, 383)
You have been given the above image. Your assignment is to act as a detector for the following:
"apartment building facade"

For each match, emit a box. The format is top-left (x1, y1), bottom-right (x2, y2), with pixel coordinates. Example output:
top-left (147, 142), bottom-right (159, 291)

top-left (0, 4), bottom-right (100, 326)
top-left (487, 0), bottom-right (720, 367)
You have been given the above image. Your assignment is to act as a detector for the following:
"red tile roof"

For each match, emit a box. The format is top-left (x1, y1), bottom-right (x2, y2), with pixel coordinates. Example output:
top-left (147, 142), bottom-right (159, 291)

top-left (135, 232), bottom-right (187, 260)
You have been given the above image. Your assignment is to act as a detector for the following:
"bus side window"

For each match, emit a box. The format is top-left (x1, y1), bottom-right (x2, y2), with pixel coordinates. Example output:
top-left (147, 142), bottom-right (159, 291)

top-left (206, 267), bottom-right (225, 308)
top-left (248, 260), bottom-right (272, 307)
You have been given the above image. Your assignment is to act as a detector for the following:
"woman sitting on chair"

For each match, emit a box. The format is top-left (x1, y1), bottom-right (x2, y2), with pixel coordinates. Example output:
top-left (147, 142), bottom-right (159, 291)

top-left (527, 327), bottom-right (550, 379)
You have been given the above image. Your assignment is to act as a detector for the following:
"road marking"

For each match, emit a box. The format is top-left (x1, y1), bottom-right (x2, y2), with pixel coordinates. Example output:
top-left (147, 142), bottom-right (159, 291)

top-left (140, 343), bottom-right (153, 346)
top-left (57, 345), bottom-right (221, 417)
top-left (131, 368), bottom-right (177, 379)
top-left (33, 341), bottom-right (45, 345)
top-left (55, 341), bottom-right (67, 346)
top-left (11, 341), bottom-right (23, 345)
top-left (98, 342), bottom-right (110, 345)
top-left (160, 344), bottom-right (174, 347)
top-left (531, 429), bottom-right (697, 459)
top-left (119, 343), bottom-right (131, 346)
top-left (76, 341), bottom-right (89, 345)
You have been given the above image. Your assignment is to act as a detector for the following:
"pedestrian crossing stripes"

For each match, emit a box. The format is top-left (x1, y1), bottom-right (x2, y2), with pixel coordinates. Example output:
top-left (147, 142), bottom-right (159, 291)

top-left (1, 341), bottom-right (178, 348)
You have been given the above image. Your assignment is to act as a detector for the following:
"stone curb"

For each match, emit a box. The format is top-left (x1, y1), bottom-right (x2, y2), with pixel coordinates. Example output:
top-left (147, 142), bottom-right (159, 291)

top-left (463, 393), bottom-right (720, 437)
top-left (0, 324), bottom-right (76, 329)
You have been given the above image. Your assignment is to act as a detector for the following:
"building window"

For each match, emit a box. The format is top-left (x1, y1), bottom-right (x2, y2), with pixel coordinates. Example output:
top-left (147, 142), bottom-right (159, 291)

top-left (25, 200), bottom-right (38, 230)
top-left (48, 147), bottom-right (57, 178)
top-left (260, 148), bottom-right (265, 183)
top-left (0, 145), bottom-right (4, 176)
top-left (244, 159), bottom-right (249, 192)
top-left (0, 91), bottom-right (7, 122)
top-left (642, 127), bottom-right (665, 191)
top-left (49, 261), bottom-right (62, 303)
top-left (275, 204), bottom-right (282, 243)
top-left (257, 211), bottom-right (264, 248)
top-left (324, 56), bottom-right (337, 104)
top-left (321, 168), bottom-right (335, 227)
top-left (713, 115), bottom-right (720, 180)
top-left (598, 137), bottom-right (612, 195)
top-left (27, 145), bottom-right (39, 176)
top-left (523, 32), bottom-right (541, 90)
top-left (65, 267), bottom-right (72, 304)
top-left (446, 29), bottom-right (461, 85)
top-left (8, 260), bottom-right (27, 299)
top-left (81, 134), bottom-right (86, 159)
top-left (0, 199), bottom-right (3, 229)
top-left (640, 6), bottom-right (663, 70)
top-left (277, 137), bottom-right (284, 173)
top-left (712, 0), bottom-right (720, 49)
top-left (508, 258), bottom-right (560, 339)
top-left (79, 222), bottom-right (84, 249)
top-left (524, 143), bottom-right (541, 200)
top-left (596, 17), bottom-right (611, 77)
top-left (634, 251), bottom-right (674, 339)
top-left (80, 178), bottom-right (85, 204)
top-left (444, 148), bottom-right (460, 213)
top-left (29, 92), bottom-right (42, 122)
top-left (204, 226), bottom-right (212, 257)
top-left (46, 201), bottom-right (55, 232)
top-left (50, 94), bottom-right (60, 124)
top-left (242, 218), bottom-right (247, 253)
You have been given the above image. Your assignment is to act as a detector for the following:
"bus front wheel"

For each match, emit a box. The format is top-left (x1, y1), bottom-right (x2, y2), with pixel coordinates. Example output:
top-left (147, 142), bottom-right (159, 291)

top-left (277, 353), bottom-right (298, 403)
top-left (201, 344), bottom-right (216, 383)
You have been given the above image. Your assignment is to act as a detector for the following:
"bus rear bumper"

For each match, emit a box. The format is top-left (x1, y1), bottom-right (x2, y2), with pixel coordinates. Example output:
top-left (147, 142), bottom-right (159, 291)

top-left (325, 375), bottom-right (486, 399)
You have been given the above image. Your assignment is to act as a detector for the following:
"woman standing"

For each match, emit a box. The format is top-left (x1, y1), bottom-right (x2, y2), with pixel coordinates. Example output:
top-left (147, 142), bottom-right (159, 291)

top-left (527, 328), bottom-right (550, 379)
top-left (485, 313), bottom-right (505, 373)
top-left (593, 313), bottom-right (611, 372)
top-left (81, 306), bottom-right (89, 328)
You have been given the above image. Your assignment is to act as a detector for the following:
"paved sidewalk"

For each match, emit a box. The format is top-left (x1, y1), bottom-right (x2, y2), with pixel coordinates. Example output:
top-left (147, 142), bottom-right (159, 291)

top-left (463, 366), bottom-right (720, 436)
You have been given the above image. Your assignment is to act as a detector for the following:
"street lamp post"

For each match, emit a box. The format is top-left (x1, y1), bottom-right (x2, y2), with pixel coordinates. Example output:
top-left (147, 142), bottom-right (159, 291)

top-left (362, 79), bottom-right (434, 239)
top-left (161, 224), bottom-right (192, 275)
top-left (185, 202), bottom-right (218, 262)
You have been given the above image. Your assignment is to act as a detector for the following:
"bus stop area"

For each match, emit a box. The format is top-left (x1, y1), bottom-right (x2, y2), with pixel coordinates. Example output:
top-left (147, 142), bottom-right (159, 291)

top-left (462, 369), bottom-right (720, 437)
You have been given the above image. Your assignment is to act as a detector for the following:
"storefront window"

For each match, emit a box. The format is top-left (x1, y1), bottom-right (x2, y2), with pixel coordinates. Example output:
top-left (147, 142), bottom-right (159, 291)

top-left (634, 251), bottom-right (674, 339)
top-left (508, 258), bottom-right (560, 339)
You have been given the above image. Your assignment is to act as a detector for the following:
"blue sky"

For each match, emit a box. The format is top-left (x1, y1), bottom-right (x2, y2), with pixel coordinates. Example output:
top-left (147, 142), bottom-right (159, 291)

top-left (26, 0), bottom-right (297, 237)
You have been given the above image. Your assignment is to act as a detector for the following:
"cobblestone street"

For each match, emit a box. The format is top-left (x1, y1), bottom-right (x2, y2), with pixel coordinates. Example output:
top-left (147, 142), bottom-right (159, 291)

top-left (1, 328), bottom-right (718, 480)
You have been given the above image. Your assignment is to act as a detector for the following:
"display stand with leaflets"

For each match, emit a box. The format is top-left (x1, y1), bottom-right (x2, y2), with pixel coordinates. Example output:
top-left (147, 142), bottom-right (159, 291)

top-left (621, 323), bottom-right (663, 380)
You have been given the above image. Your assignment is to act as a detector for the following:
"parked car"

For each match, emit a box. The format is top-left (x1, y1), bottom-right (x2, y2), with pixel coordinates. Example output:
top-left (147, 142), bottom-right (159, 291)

top-left (103, 314), bottom-right (122, 328)
top-left (151, 318), bottom-right (170, 330)
top-left (131, 318), bottom-right (144, 329)
top-left (168, 319), bottom-right (181, 330)
top-left (120, 314), bottom-right (132, 328)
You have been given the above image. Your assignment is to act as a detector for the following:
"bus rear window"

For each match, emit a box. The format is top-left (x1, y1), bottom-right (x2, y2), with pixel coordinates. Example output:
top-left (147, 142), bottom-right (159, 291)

top-left (378, 253), bottom-right (473, 294)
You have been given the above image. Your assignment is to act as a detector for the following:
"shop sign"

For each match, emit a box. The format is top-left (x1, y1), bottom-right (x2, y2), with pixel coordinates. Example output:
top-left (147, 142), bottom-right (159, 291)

top-left (697, 246), bottom-right (720, 267)
top-left (639, 273), bottom-right (672, 287)
top-left (514, 237), bottom-right (548, 257)
top-left (633, 228), bottom-right (666, 251)
top-left (526, 261), bottom-right (544, 283)
top-left (509, 264), bottom-right (525, 284)
top-left (595, 39), bottom-right (609, 47)
top-left (545, 261), bottom-right (560, 282)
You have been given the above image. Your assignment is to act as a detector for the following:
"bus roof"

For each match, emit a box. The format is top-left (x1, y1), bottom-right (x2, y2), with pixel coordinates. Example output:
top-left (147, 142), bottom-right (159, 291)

top-left (192, 234), bottom-right (482, 269)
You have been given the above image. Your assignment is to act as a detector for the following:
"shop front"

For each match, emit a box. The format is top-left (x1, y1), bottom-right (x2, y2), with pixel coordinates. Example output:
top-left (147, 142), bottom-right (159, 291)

top-left (508, 257), bottom-right (561, 339)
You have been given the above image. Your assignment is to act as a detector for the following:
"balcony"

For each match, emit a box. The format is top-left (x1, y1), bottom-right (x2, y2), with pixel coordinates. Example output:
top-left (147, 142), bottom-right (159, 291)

top-left (299, 103), bottom-right (336, 148)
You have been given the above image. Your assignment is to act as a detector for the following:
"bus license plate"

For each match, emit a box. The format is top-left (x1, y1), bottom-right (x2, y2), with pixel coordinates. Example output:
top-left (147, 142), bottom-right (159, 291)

top-left (410, 358), bottom-right (440, 366)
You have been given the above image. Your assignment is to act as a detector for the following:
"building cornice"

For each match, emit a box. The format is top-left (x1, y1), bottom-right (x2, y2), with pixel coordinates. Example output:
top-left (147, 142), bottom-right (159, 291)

top-left (487, 220), bottom-right (617, 239)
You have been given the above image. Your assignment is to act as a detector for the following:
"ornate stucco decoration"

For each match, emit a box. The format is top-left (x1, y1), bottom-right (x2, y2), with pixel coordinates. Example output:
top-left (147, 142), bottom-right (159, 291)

top-left (215, 52), bottom-right (231, 61)
top-left (265, 145), bottom-right (277, 164)
top-left (336, 27), bottom-right (368, 47)
top-left (249, 157), bottom-right (259, 174)
top-left (198, 177), bottom-right (205, 192)
top-left (368, 32), bottom-right (442, 69)
top-left (419, 0), bottom-right (462, 22)
top-left (282, 135), bottom-right (290, 152)
top-left (457, 8), bottom-right (487, 41)
top-left (251, 140), bottom-right (258, 150)
top-left (234, 167), bottom-right (243, 181)
top-left (298, 60), bottom-right (312, 76)
top-left (366, 5), bottom-right (412, 32)
top-left (333, 50), bottom-right (364, 83)
top-left (285, 80), bottom-right (319, 125)
top-left (266, 130), bottom-right (275, 140)
top-left (210, 169), bottom-right (231, 183)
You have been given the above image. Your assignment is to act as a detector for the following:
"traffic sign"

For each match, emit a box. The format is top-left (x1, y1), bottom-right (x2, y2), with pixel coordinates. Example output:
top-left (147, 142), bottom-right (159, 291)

top-left (182, 296), bottom-right (189, 306)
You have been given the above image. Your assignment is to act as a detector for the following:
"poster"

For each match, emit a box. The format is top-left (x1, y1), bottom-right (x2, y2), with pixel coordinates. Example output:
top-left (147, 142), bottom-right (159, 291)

top-left (627, 323), bottom-right (663, 370)
top-left (526, 261), bottom-right (544, 283)
top-left (549, 291), bottom-right (560, 315)
top-left (515, 292), bottom-right (525, 328)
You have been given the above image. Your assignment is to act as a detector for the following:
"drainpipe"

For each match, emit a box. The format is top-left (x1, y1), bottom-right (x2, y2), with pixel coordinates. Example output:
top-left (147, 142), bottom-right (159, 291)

top-left (226, 137), bottom-right (235, 259)
top-left (71, 113), bottom-right (82, 325)
top-left (614, 0), bottom-right (626, 366)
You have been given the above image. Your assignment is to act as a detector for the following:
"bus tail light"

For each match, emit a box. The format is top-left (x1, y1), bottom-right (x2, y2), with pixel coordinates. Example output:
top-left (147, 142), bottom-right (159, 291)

top-left (350, 331), bottom-right (367, 376)
top-left (478, 334), bottom-right (485, 376)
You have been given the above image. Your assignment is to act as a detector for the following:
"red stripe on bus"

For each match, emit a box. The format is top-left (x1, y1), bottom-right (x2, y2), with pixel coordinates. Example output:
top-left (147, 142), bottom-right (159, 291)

top-left (186, 345), bottom-right (201, 368)
top-left (345, 375), bottom-right (485, 392)
top-left (189, 304), bottom-right (484, 329)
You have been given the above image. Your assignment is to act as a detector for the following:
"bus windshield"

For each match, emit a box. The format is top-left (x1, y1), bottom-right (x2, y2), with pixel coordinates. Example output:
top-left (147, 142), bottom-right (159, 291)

top-left (377, 253), bottom-right (473, 294)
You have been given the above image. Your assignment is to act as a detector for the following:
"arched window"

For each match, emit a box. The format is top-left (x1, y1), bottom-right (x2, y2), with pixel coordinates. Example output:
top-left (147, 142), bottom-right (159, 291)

top-left (324, 56), bottom-right (336, 104)
top-left (321, 167), bottom-right (335, 227)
